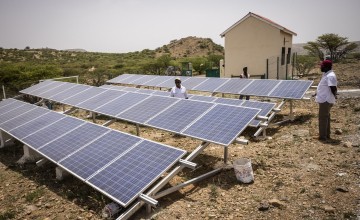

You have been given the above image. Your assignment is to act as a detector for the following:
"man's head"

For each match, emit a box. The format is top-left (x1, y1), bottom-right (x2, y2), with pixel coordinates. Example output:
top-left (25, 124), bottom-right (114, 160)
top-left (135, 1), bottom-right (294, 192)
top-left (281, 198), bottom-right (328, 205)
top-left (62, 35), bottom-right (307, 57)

top-left (175, 77), bottom-right (181, 88)
top-left (320, 60), bottom-right (332, 72)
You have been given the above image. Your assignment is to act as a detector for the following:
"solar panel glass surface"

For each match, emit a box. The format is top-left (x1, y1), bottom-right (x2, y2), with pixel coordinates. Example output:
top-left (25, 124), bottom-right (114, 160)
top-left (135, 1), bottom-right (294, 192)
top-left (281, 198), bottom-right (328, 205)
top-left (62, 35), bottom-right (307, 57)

top-left (49, 84), bottom-right (92, 102)
top-left (87, 140), bottom-right (185, 207)
top-left (0, 107), bottom-right (48, 131)
top-left (192, 78), bottom-right (229, 92)
top-left (9, 111), bottom-right (65, 139)
top-left (22, 117), bottom-right (85, 149)
top-left (118, 96), bottom-right (178, 124)
top-left (36, 82), bottom-right (73, 98)
top-left (189, 95), bottom-right (217, 102)
top-left (240, 80), bottom-right (280, 96)
top-left (60, 130), bottom-right (141, 180)
top-left (20, 80), bottom-right (56, 94)
top-left (77, 90), bottom-right (126, 111)
top-left (215, 78), bottom-right (253, 94)
top-left (107, 74), bottom-right (132, 84)
top-left (182, 105), bottom-right (260, 145)
top-left (121, 87), bottom-right (139, 92)
top-left (0, 99), bottom-right (17, 110)
top-left (0, 103), bottom-right (36, 123)
top-left (214, 97), bottom-right (244, 106)
top-left (61, 87), bottom-right (106, 106)
top-left (95, 93), bottom-right (149, 117)
top-left (181, 77), bottom-right (207, 90)
top-left (146, 76), bottom-right (173, 87)
top-left (146, 99), bottom-right (213, 133)
top-left (129, 75), bottom-right (155, 85)
top-left (118, 74), bottom-right (144, 84)
top-left (39, 123), bottom-right (109, 162)
top-left (268, 80), bottom-right (313, 99)
top-left (27, 81), bottom-right (64, 96)
top-left (152, 90), bottom-right (171, 97)
top-left (135, 89), bottom-right (155, 95)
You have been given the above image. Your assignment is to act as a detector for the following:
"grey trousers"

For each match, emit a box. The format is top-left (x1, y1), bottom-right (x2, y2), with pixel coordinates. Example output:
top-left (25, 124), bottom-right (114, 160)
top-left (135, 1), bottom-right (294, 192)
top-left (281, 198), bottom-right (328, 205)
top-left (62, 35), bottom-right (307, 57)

top-left (318, 102), bottom-right (333, 139)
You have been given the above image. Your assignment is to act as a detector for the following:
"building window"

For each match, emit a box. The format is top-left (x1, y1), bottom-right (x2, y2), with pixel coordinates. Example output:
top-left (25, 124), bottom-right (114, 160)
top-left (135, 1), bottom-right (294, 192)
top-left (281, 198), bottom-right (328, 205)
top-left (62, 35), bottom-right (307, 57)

top-left (287, 48), bottom-right (291, 64)
top-left (281, 47), bottom-right (285, 65)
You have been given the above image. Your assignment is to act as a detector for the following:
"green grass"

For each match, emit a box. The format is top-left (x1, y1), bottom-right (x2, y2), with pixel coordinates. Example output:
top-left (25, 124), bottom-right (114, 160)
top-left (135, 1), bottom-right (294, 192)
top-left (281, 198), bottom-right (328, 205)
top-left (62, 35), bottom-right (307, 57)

top-left (0, 210), bottom-right (16, 220)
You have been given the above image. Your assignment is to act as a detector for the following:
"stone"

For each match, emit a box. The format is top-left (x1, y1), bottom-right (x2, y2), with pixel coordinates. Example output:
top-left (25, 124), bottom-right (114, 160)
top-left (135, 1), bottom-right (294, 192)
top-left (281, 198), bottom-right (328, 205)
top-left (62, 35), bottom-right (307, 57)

top-left (343, 141), bottom-right (352, 148)
top-left (269, 199), bottom-right (286, 208)
top-left (258, 201), bottom-right (269, 211)
top-left (323, 205), bottom-right (335, 213)
top-left (336, 186), bottom-right (349, 192)
top-left (335, 129), bottom-right (343, 135)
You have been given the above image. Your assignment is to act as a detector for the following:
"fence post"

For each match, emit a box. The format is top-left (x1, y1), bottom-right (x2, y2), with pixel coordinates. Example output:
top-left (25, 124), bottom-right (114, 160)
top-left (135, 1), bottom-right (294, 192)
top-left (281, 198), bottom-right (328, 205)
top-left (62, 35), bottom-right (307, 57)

top-left (2, 85), bottom-right (6, 99)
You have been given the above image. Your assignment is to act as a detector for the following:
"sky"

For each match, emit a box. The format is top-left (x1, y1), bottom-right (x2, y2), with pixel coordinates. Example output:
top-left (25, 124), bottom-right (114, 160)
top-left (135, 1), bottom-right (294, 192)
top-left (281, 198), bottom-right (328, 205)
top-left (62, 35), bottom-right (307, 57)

top-left (1, 0), bottom-right (359, 53)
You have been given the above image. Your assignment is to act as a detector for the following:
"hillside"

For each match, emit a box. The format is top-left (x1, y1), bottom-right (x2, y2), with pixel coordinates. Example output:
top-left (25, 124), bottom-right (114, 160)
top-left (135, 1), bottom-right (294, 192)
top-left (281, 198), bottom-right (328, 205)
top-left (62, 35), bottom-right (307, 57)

top-left (154, 36), bottom-right (224, 58)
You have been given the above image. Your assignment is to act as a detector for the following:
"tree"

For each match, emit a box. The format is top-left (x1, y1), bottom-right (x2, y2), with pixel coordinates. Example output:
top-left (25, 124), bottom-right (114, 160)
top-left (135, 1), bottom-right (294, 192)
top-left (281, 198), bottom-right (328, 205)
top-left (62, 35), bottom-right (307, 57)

top-left (304, 34), bottom-right (358, 61)
top-left (295, 55), bottom-right (318, 76)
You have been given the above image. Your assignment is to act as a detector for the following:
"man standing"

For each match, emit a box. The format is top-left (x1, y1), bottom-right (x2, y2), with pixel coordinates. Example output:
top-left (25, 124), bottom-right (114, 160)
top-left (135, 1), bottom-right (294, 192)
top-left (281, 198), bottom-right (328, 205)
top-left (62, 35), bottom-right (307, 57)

top-left (239, 67), bottom-right (250, 100)
top-left (315, 60), bottom-right (337, 141)
top-left (170, 77), bottom-right (188, 99)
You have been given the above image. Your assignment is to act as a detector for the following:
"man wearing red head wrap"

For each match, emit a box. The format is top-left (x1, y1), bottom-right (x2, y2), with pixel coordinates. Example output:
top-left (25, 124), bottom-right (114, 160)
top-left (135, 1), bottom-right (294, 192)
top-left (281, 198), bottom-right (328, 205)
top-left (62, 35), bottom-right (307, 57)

top-left (315, 60), bottom-right (338, 141)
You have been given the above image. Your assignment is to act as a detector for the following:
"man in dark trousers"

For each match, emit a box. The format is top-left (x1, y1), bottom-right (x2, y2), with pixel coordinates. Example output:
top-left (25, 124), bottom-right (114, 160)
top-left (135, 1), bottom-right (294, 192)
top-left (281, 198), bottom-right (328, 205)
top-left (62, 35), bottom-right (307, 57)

top-left (239, 67), bottom-right (250, 100)
top-left (315, 60), bottom-right (337, 141)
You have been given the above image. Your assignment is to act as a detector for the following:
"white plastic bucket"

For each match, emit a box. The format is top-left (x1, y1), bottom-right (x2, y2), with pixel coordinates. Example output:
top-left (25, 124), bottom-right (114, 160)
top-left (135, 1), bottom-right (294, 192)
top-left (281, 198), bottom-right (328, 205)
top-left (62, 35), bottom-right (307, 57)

top-left (233, 158), bottom-right (254, 183)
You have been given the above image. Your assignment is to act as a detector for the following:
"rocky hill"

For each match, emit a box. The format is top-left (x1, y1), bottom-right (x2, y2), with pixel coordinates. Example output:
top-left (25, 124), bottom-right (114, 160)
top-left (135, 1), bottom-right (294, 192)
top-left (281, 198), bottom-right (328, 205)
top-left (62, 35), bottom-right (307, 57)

top-left (154, 36), bottom-right (224, 58)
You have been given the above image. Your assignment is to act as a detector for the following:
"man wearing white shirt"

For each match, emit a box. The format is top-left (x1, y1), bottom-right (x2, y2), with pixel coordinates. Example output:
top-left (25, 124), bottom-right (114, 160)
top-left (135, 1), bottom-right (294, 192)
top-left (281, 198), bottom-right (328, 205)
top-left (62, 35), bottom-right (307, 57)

top-left (170, 77), bottom-right (188, 99)
top-left (315, 60), bottom-right (337, 141)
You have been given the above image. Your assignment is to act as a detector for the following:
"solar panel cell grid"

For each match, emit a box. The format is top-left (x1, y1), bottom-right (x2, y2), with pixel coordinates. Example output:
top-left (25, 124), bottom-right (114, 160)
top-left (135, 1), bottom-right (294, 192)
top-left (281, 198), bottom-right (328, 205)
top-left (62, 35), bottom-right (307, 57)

top-left (215, 78), bottom-right (253, 94)
top-left (62, 87), bottom-right (106, 106)
top-left (239, 80), bottom-right (280, 96)
top-left (50, 84), bottom-right (92, 102)
top-left (9, 111), bottom-right (65, 139)
top-left (182, 105), bottom-right (260, 145)
top-left (20, 80), bottom-right (56, 94)
top-left (189, 95), bottom-right (217, 102)
top-left (146, 99), bottom-right (213, 133)
top-left (22, 117), bottom-right (85, 149)
top-left (181, 77), bottom-right (208, 90)
top-left (0, 103), bottom-right (36, 123)
top-left (269, 80), bottom-right (313, 99)
top-left (87, 140), bottom-right (185, 206)
top-left (192, 78), bottom-right (229, 92)
top-left (118, 96), bottom-right (178, 124)
top-left (60, 131), bottom-right (141, 180)
top-left (0, 107), bottom-right (48, 131)
top-left (36, 82), bottom-right (71, 98)
top-left (39, 123), bottom-right (110, 162)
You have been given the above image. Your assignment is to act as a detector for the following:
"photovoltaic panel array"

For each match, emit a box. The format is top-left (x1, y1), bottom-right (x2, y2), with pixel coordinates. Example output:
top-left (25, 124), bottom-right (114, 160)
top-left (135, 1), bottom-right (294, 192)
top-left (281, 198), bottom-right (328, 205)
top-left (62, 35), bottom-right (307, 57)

top-left (107, 74), bottom-right (313, 99)
top-left (21, 81), bottom-right (262, 146)
top-left (0, 98), bottom-right (186, 207)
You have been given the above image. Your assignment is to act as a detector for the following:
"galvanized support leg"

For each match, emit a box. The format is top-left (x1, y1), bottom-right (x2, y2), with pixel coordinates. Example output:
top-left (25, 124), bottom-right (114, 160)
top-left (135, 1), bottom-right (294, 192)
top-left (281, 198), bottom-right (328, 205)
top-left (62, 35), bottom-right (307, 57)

top-left (136, 124), bottom-right (140, 136)
top-left (224, 146), bottom-right (228, 164)
top-left (92, 112), bottom-right (96, 123)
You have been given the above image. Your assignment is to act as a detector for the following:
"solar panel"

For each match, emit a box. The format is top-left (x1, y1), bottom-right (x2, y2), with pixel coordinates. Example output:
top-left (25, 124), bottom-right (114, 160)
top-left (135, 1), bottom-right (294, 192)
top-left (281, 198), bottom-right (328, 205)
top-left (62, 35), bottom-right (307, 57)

top-left (189, 95), bottom-right (217, 102)
top-left (87, 139), bottom-right (186, 207)
top-left (146, 76), bottom-right (174, 87)
top-left (0, 102), bottom-right (36, 123)
top-left (22, 117), bottom-right (85, 149)
top-left (38, 123), bottom-right (110, 162)
top-left (118, 96), bottom-right (179, 124)
top-left (0, 107), bottom-right (48, 131)
top-left (59, 130), bottom-right (141, 180)
top-left (76, 90), bottom-right (126, 110)
top-left (61, 87), bottom-right (107, 106)
top-left (136, 89), bottom-right (156, 95)
top-left (37, 82), bottom-right (77, 99)
top-left (155, 76), bottom-right (178, 88)
top-left (107, 74), bottom-right (132, 84)
top-left (146, 99), bottom-right (213, 133)
top-left (181, 77), bottom-right (208, 90)
top-left (101, 85), bottom-right (126, 91)
top-left (215, 78), bottom-right (253, 94)
top-left (20, 80), bottom-right (56, 94)
top-left (239, 80), bottom-right (280, 96)
top-left (118, 74), bottom-right (144, 84)
top-left (0, 99), bottom-right (18, 110)
top-left (121, 87), bottom-right (139, 92)
top-left (152, 90), bottom-right (171, 97)
top-left (95, 93), bottom-right (149, 117)
top-left (192, 78), bottom-right (229, 92)
top-left (214, 97), bottom-right (244, 106)
top-left (9, 111), bottom-right (65, 139)
top-left (130, 75), bottom-right (156, 85)
top-left (182, 105), bottom-right (260, 146)
top-left (48, 84), bottom-right (92, 102)
top-left (269, 80), bottom-right (313, 99)
top-left (25, 81), bottom-right (64, 97)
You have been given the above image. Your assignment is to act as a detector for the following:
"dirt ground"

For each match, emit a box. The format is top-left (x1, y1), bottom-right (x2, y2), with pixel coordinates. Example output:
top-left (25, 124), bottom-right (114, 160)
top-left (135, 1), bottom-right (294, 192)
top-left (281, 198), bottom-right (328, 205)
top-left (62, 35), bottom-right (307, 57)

top-left (0, 61), bottom-right (359, 220)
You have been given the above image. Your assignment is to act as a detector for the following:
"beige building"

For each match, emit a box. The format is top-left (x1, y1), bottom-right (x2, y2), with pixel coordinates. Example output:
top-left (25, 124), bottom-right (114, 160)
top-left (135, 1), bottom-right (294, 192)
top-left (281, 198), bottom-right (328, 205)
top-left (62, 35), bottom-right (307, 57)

top-left (220, 12), bottom-right (297, 79)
